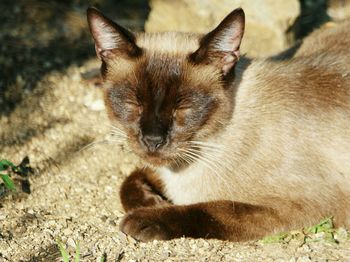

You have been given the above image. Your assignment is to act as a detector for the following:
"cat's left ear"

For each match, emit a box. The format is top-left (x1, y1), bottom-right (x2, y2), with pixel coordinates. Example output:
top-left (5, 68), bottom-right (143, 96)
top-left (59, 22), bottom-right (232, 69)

top-left (87, 7), bottom-right (141, 60)
top-left (190, 8), bottom-right (245, 75)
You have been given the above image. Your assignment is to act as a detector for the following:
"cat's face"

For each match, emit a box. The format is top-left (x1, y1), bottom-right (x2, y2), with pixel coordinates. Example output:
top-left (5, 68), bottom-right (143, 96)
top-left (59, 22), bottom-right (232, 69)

top-left (102, 47), bottom-right (231, 166)
top-left (87, 7), bottom-right (245, 166)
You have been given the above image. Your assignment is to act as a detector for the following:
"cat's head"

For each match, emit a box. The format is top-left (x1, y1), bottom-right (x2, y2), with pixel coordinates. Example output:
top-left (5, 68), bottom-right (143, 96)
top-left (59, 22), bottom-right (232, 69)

top-left (87, 7), bottom-right (245, 167)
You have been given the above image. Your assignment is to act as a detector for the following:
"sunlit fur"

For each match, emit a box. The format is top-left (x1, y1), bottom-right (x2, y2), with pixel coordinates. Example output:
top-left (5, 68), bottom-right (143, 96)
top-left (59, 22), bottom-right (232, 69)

top-left (88, 7), bottom-right (350, 242)
top-left (157, 22), bottom-right (350, 228)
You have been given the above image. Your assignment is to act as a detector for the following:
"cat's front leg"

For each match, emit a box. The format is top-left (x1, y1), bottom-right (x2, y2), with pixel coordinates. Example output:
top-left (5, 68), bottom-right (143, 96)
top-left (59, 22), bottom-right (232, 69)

top-left (120, 168), bottom-right (170, 212)
top-left (119, 201), bottom-right (285, 242)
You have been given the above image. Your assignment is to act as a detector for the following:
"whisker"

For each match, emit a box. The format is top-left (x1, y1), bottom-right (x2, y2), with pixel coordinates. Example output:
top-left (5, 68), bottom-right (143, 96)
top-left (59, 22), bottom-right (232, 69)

top-left (187, 146), bottom-right (224, 155)
top-left (106, 123), bottom-right (128, 134)
top-left (181, 152), bottom-right (229, 188)
top-left (177, 152), bottom-right (193, 166)
top-left (110, 129), bottom-right (128, 137)
top-left (186, 146), bottom-right (233, 173)
top-left (179, 149), bottom-right (220, 173)
top-left (187, 140), bottom-right (224, 150)
top-left (110, 132), bottom-right (128, 139)
top-left (172, 153), bottom-right (183, 169)
top-left (78, 138), bottom-right (111, 153)
top-left (178, 148), bottom-right (234, 193)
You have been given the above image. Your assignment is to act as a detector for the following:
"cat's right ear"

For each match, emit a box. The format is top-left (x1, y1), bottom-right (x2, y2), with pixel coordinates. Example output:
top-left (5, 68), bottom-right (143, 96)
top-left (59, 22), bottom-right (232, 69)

top-left (87, 7), bottom-right (141, 60)
top-left (190, 8), bottom-right (245, 75)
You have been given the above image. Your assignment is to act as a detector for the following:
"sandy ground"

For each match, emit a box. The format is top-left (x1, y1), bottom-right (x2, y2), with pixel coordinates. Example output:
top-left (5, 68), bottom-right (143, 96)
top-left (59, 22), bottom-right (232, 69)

top-left (1, 59), bottom-right (350, 262)
top-left (1, 1), bottom-right (350, 261)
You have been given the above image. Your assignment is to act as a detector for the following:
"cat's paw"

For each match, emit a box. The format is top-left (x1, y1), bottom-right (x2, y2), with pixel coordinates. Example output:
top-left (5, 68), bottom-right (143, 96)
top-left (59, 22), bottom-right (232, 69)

top-left (119, 208), bottom-right (173, 242)
top-left (120, 168), bottom-right (169, 211)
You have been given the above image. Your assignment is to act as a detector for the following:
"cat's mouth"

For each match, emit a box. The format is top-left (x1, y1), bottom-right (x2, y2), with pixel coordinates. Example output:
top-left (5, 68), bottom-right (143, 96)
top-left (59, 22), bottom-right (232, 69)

top-left (133, 145), bottom-right (180, 167)
top-left (141, 146), bottom-right (196, 169)
top-left (142, 152), bottom-right (172, 166)
top-left (128, 142), bottom-right (170, 166)
top-left (130, 138), bottom-right (191, 167)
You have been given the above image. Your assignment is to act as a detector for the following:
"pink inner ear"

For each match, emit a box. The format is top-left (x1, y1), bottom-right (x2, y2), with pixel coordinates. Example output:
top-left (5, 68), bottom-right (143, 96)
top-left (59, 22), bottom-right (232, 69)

top-left (95, 45), bottom-right (116, 60)
top-left (89, 12), bottom-right (122, 52)
top-left (222, 51), bottom-right (239, 75)
top-left (95, 44), bottom-right (102, 60)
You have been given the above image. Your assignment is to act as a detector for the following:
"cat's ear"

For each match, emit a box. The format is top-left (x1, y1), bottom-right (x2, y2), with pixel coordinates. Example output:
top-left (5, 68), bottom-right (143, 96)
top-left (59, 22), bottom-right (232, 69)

top-left (190, 8), bottom-right (245, 75)
top-left (87, 7), bottom-right (141, 60)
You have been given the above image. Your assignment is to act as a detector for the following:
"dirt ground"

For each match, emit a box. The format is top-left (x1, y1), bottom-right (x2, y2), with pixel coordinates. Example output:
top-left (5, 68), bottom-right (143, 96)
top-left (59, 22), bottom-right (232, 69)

top-left (1, 1), bottom-right (350, 261)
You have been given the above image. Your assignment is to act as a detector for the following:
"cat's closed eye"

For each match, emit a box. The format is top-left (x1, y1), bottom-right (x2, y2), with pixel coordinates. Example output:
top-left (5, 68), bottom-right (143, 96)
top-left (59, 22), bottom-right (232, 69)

top-left (174, 95), bottom-right (193, 117)
top-left (173, 107), bottom-right (193, 127)
top-left (124, 100), bottom-right (141, 111)
top-left (106, 87), bottom-right (142, 121)
top-left (173, 106), bottom-right (192, 117)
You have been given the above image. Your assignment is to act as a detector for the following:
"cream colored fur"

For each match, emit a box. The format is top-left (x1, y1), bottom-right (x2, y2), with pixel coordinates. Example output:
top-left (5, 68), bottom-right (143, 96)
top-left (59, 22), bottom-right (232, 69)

top-left (158, 22), bottom-right (350, 229)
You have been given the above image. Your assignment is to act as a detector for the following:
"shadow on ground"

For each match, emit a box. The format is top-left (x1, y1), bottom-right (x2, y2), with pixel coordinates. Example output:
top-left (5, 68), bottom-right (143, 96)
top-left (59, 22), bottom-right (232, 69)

top-left (0, 0), bottom-right (149, 117)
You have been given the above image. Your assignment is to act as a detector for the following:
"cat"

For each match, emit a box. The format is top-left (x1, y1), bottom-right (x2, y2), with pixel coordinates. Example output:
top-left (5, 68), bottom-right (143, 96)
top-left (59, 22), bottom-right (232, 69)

top-left (87, 6), bottom-right (350, 242)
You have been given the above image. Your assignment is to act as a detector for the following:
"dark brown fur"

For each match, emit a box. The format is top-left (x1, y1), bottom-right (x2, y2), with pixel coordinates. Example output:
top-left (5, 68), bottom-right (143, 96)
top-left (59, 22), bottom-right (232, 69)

top-left (120, 168), bottom-right (169, 211)
top-left (119, 201), bottom-right (282, 241)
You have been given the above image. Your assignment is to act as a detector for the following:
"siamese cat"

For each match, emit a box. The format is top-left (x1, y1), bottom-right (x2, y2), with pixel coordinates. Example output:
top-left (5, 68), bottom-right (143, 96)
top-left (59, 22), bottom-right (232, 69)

top-left (87, 7), bottom-right (350, 242)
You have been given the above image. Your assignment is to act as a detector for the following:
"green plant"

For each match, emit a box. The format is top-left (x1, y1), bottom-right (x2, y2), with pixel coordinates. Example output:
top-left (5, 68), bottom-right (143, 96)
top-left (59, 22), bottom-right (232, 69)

top-left (260, 232), bottom-right (289, 244)
top-left (0, 159), bottom-right (17, 191)
top-left (57, 240), bottom-right (80, 262)
top-left (261, 217), bottom-right (338, 244)
top-left (0, 157), bottom-right (33, 193)
top-left (57, 240), bottom-right (108, 262)
top-left (303, 217), bottom-right (336, 243)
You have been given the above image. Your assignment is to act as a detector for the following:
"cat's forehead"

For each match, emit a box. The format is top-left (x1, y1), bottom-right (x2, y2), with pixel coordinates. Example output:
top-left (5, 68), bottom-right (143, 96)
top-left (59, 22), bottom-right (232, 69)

top-left (105, 32), bottom-right (220, 88)
top-left (136, 32), bottom-right (200, 54)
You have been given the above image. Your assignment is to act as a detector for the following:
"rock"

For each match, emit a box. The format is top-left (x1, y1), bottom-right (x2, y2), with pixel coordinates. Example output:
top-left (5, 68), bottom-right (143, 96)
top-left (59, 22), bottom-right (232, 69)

top-left (334, 227), bottom-right (349, 243)
top-left (63, 228), bottom-right (73, 236)
top-left (145, 0), bottom-right (300, 57)
top-left (67, 237), bottom-right (76, 248)
top-left (296, 256), bottom-right (312, 262)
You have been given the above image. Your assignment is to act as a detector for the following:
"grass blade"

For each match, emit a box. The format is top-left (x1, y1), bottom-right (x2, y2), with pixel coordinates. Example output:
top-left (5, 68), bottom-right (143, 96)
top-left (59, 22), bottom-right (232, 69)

top-left (0, 159), bottom-right (16, 171)
top-left (305, 217), bottom-right (333, 234)
top-left (261, 232), bottom-right (288, 244)
top-left (57, 241), bottom-right (69, 262)
top-left (1, 174), bottom-right (15, 190)
top-left (100, 253), bottom-right (107, 262)
top-left (74, 243), bottom-right (80, 262)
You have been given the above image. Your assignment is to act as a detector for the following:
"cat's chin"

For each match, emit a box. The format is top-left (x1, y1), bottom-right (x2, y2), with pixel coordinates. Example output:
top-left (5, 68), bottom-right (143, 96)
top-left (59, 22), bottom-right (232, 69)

top-left (141, 153), bottom-right (172, 167)
top-left (134, 151), bottom-right (178, 168)
top-left (129, 143), bottom-right (183, 167)
top-left (142, 153), bottom-right (192, 170)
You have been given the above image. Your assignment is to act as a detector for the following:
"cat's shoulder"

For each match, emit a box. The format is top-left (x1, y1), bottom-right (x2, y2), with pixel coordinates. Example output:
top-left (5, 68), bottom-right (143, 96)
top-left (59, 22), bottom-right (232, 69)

top-left (295, 20), bottom-right (350, 57)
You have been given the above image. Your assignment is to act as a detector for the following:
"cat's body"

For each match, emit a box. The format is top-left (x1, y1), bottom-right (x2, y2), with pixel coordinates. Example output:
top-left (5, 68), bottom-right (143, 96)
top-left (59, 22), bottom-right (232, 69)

top-left (161, 22), bottom-right (350, 209)
top-left (158, 36), bottom-right (350, 232)
top-left (87, 7), bottom-right (350, 242)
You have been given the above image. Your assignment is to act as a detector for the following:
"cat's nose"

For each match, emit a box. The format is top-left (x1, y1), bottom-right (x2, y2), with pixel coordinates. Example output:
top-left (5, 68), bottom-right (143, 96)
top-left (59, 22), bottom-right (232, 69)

top-left (142, 135), bottom-right (165, 152)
